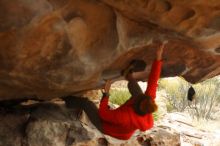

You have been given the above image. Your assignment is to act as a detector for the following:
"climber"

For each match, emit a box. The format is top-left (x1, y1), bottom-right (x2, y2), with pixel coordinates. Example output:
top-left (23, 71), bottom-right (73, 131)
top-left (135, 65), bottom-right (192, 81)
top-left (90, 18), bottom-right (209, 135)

top-left (64, 42), bottom-right (165, 140)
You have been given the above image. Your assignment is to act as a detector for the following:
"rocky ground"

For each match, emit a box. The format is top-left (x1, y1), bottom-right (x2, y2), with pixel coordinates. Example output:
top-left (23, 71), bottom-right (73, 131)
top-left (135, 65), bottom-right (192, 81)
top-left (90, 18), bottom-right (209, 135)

top-left (0, 100), bottom-right (219, 146)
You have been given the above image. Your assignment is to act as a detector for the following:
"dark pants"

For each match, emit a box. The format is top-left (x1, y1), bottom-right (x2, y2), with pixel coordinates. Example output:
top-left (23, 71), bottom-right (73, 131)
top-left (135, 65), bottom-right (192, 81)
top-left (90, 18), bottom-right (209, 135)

top-left (64, 96), bottom-right (103, 132)
top-left (64, 78), bottom-right (142, 132)
top-left (127, 78), bottom-right (143, 99)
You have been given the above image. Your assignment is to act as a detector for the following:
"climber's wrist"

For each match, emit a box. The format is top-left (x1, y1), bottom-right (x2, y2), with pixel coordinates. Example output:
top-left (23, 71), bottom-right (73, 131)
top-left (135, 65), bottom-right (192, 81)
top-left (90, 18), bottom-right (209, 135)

top-left (102, 92), bottom-right (109, 97)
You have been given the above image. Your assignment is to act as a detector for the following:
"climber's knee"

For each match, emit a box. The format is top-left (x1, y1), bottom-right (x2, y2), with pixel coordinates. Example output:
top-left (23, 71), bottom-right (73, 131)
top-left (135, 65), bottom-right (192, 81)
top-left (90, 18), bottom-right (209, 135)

top-left (63, 96), bottom-right (86, 108)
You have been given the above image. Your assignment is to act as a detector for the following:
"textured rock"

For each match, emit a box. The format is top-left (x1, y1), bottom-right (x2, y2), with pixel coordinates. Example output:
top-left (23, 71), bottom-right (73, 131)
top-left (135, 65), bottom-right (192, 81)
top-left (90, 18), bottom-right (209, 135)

top-left (0, 102), bottom-right (99, 146)
top-left (1, 103), bottom-right (219, 146)
top-left (156, 112), bottom-right (220, 146)
top-left (0, 102), bottom-right (181, 146)
top-left (0, 111), bottom-right (28, 146)
top-left (138, 128), bottom-right (180, 146)
top-left (25, 106), bottom-right (93, 146)
top-left (0, 0), bottom-right (220, 100)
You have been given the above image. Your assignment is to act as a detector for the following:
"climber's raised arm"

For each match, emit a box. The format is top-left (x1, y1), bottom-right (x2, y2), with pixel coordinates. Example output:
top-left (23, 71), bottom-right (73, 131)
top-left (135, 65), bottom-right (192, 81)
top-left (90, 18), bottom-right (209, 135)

top-left (145, 43), bottom-right (165, 100)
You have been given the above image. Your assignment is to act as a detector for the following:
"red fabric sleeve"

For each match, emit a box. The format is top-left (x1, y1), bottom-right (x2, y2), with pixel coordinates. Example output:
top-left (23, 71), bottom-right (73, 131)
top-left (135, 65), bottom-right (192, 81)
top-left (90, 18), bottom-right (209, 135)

top-left (98, 96), bottom-right (117, 122)
top-left (145, 60), bottom-right (162, 100)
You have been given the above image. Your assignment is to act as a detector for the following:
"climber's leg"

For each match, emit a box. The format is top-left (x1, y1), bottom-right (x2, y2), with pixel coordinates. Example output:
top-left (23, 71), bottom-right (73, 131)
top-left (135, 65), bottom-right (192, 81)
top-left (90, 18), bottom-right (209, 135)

top-left (64, 96), bottom-right (86, 109)
top-left (81, 98), bottom-right (103, 132)
top-left (64, 96), bottom-right (103, 132)
top-left (121, 59), bottom-right (146, 77)
top-left (127, 76), bottom-right (143, 99)
top-left (122, 60), bottom-right (145, 99)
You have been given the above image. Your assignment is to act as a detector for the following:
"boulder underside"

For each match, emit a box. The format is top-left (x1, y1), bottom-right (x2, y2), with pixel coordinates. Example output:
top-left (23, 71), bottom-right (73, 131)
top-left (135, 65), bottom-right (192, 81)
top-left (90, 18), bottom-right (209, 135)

top-left (0, 0), bottom-right (220, 100)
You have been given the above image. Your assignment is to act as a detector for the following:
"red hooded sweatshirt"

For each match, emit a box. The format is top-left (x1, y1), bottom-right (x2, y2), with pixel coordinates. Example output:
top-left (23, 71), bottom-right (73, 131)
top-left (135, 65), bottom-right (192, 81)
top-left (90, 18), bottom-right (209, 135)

top-left (98, 60), bottom-right (162, 140)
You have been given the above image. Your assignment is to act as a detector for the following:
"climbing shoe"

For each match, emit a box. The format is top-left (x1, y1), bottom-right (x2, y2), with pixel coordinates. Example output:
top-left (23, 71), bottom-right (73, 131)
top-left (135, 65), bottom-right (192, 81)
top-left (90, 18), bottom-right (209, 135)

top-left (121, 59), bottom-right (146, 77)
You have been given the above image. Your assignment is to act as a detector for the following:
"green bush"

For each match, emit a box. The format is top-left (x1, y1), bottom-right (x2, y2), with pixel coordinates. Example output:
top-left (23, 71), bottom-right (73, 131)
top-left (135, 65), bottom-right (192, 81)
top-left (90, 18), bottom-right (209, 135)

top-left (109, 89), bottom-right (131, 105)
top-left (187, 76), bottom-right (220, 120)
top-left (153, 111), bottom-right (160, 121)
top-left (158, 77), bottom-right (190, 112)
top-left (159, 76), bottom-right (220, 121)
top-left (166, 100), bottom-right (174, 112)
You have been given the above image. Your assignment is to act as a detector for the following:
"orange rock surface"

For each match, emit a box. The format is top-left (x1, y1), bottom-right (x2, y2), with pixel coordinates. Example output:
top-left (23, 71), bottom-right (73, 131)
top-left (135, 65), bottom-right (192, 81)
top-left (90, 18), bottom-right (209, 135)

top-left (0, 0), bottom-right (220, 100)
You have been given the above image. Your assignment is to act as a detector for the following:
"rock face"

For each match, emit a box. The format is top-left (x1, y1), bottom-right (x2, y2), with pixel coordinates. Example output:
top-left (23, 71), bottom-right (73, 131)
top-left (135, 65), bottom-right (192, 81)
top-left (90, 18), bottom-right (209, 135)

top-left (0, 102), bottom-right (99, 146)
top-left (0, 0), bottom-right (220, 100)
top-left (0, 102), bottom-right (181, 146)
top-left (156, 113), bottom-right (220, 146)
top-left (0, 103), bottom-right (219, 146)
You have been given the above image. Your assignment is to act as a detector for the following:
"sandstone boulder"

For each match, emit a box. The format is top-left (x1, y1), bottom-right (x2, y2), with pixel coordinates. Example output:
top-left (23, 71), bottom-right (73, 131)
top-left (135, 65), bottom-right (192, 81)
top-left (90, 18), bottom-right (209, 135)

top-left (1, 102), bottom-right (219, 146)
top-left (0, 0), bottom-right (220, 100)
top-left (0, 102), bottom-right (180, 146)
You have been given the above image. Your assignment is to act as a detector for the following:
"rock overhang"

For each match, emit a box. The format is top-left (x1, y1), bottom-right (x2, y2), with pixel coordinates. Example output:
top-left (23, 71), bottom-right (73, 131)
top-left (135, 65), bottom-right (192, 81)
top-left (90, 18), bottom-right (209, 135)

top-left (0, 0), bottom-right (220, 100)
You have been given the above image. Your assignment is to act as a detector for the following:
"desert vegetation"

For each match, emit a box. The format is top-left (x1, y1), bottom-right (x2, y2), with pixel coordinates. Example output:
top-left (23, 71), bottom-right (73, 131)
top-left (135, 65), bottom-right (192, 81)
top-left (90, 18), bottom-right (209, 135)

top-left (159, 76), bottom-right (220, 121)
top-left (109, 76), bottom-right (220, 128)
